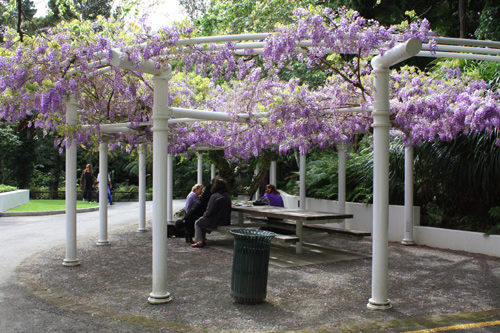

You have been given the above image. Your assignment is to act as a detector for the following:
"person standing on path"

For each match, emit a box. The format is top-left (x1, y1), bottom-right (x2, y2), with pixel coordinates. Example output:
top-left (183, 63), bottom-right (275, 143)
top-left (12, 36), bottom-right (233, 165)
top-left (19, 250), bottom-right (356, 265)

top-left (80, 164), bottom-right (94, 203)
top-left (96, 172), bottom-right (113, 205)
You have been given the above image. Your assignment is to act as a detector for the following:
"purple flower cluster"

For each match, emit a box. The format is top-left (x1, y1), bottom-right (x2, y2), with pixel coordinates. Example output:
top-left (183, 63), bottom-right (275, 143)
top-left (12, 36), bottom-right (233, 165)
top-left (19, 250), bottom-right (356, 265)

top-left (0, 7), bottom-right (497, 164)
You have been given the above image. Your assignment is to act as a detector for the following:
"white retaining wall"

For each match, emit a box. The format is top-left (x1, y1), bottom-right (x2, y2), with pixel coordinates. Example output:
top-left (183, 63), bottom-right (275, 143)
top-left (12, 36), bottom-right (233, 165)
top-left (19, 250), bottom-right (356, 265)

top-left (414, 226), bottom-right (500, 257)
top-left (280, 191), bottom-right (500, 258)
top-left (0, 190), bottom-right (29, 213)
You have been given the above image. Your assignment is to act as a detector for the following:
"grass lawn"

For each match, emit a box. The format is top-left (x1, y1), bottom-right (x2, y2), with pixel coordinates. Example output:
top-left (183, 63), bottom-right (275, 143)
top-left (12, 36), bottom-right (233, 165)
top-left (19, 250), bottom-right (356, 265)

top-left (6, 199), bottom-right (99, 212)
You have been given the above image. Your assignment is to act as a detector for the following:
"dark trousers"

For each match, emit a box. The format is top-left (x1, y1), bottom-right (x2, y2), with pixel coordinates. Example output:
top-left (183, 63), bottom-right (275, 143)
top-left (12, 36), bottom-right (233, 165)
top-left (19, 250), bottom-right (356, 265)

top-left (96, 186), bottom-right (112, 204)
top-left (83, 187), bottom-right (93, 202)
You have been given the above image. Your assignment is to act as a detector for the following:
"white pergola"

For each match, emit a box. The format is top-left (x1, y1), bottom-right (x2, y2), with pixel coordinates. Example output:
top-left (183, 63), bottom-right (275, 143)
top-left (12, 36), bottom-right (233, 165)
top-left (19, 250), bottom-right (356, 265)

top-left (62, 33), bottom-right (500, 309)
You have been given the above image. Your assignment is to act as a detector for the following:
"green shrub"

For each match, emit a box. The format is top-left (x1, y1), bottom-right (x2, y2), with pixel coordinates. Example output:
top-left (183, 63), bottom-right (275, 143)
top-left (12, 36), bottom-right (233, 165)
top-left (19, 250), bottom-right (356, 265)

top-left (113, 184), bottom-right (139, 202)
top-left (0, 184), bottom-right (18, 193)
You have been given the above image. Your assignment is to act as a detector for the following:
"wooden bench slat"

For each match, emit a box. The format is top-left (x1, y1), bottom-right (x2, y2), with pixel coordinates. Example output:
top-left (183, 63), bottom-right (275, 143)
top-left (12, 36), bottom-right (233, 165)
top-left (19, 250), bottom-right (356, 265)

top-left (249, 217), bottom-right (371, 239)
top-left (208, 225), bottom-right (299, 243)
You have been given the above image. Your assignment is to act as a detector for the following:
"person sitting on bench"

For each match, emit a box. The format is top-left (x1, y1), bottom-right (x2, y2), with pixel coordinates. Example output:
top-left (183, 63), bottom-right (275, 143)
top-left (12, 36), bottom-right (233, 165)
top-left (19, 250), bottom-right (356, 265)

top-left (174, 181), bottom-right (213, 244)
top-left (253, 184), bottom-right (284, 207)
top-left (185, 184), bottom-right (203, 213)
top-left (192, 178), bottom-right (232, 248)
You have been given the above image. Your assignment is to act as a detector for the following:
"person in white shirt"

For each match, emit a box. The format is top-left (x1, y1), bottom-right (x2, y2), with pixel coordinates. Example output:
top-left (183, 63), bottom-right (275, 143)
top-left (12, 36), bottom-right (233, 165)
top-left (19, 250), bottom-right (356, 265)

top-left (96, 173), bottom-right (113, 205)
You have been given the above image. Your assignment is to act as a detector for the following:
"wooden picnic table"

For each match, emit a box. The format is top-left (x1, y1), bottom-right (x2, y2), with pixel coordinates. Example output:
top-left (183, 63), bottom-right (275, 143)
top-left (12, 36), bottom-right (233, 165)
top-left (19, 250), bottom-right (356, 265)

top-left (232, 204), bottom-right (353, 254)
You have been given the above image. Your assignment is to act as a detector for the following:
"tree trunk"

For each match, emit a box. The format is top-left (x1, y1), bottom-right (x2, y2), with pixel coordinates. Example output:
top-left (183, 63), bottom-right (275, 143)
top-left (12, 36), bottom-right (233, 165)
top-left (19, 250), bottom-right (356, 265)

top-left (459, 0), bottom-right (466, 38)
top-left (208, 150), bottom-right (272, 196)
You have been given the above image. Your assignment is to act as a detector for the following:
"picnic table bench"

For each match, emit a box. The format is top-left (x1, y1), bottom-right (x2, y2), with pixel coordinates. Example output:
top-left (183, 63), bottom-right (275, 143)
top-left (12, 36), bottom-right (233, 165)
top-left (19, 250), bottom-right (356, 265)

top-left (211, 224), bottom-right (301, 243)
top-left (222, 205), bottom-right (364, 254)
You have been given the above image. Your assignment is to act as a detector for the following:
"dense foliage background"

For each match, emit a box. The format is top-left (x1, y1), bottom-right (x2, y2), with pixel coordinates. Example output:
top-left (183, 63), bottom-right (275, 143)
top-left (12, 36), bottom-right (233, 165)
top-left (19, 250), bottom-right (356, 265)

top-left (1, 0), bottom-right (500, 233)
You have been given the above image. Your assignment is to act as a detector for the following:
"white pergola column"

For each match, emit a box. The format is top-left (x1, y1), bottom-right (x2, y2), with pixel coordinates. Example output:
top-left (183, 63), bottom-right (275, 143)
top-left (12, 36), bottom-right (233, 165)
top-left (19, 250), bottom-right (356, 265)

top-left (211, 163), bottom-right (216, 181)
top-left (63, 97), bottom-right (80, 267)
top-left (368, 38), bottom-right (421, 311)
top-left (337, 142), bottom-right (347, 229)
top-left (299, 154), bottom-right (306, 210)
top-left (148, 70), bottom-right (173, 305)
top-left (368, 66), bottom-right (392, 310)
top-left (138, 143), bottom-right (148, 232)
top-left (297, 153), bottom-right (306, 254)
top-left (270, 160), bottom-right (277, 186)
top-left (167, 153), bottom-right (173, 223)
top-left (197, 152), bottom-right (203, 184)
top-left (97, 138), bottom-right (110, 246)
top-left (402, 145), bottom-right (416, 245)
top-left (254, 162), bottom-right (260, 199)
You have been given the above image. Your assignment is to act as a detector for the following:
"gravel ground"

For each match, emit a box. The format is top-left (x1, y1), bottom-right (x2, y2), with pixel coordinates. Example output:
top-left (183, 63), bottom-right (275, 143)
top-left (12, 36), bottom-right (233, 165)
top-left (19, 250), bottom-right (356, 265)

top-left (19, 218), bottom-right (500, 332)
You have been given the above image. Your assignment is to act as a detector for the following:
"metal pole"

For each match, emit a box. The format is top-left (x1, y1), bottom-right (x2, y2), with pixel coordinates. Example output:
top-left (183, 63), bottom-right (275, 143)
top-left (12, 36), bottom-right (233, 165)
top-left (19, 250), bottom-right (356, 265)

top-left (138, 143), bottom-right (147, 232)
top-left (63, 97), bottom-right (80, 267)
top-left (97, 138), bottom-right (110, 245)
top-left (148, 69), bottom-right (172, 305)
top-left (402, 145), bottom-right (416, 245)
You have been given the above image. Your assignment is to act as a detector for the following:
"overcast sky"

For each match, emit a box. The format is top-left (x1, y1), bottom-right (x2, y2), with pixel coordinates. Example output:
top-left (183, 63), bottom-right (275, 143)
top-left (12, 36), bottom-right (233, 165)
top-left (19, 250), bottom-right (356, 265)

top-left (33, 0), bottom-right (188, 29)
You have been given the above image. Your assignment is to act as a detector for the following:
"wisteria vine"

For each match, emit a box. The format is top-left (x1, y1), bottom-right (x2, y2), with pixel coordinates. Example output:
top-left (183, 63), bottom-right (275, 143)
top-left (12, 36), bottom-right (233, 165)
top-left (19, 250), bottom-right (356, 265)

top-left (0, 7), bottom-right (498, 162)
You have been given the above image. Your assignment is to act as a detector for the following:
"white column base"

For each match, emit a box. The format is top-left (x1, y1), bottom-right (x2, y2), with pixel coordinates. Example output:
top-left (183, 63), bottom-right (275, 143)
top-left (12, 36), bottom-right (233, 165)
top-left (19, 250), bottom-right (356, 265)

top-left (148, 292), bottom-right (172, 304)
top-left (96, 240), bottom-right (110, 246)
top-left (62, 259), bottom-right (80, 267)
top-left (367, 298), bottom-right (392, 310)
top-left (137, 228), bottom-right (148, 232)
top-left (401, 239), bottom-right (416, 245)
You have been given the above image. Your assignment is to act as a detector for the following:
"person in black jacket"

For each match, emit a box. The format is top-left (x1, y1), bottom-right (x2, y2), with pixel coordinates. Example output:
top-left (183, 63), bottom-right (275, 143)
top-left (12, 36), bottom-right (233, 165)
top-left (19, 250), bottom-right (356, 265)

top-left (174, 180), bottom-right (214, 244)
top-left (80, 164), bottom-right (94, 203)
top-left (192, 178), bottom-right (232, 248)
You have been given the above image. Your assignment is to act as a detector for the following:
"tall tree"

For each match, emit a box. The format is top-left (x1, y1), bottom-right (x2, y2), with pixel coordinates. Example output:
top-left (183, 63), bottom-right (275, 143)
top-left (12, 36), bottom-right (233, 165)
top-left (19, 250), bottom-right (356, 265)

top-left (323, 0), bottom-right (486, 38)
top-left (0, 0), bottom-right (37, 41)
top-left (195, 0), bottom-right (314, 35)
top-left (475, 0), bottom-right (500, 41)
top-left (74, 0), bottom-right (112, 20)
top-left (179, 0), bottom-right (212, 21)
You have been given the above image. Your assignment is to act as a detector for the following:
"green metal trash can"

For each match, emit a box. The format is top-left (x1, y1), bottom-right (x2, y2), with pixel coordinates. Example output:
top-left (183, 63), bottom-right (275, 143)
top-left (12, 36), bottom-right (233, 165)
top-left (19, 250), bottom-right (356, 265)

top-left (229, 229), bottom-right (276, 304)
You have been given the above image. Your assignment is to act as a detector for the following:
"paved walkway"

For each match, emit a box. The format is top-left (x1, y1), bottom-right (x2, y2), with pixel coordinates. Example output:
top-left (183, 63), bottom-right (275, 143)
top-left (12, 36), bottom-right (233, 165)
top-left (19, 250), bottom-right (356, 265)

top-left (2, 201), bottom-right (500, 332)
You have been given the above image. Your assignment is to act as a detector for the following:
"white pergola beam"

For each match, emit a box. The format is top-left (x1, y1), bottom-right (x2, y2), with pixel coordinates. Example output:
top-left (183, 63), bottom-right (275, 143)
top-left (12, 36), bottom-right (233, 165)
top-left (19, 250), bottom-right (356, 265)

top-left (371, 38), bottom-right (422, 68)
top-left (417, 51), bottom-right (500, 62)
top-left (110, 50), bottom-right (163, 75)
top-left (174, 33), bottom-right (272, 46)
top-left (429, 36), bottom-right (500, 48)
top-left (422, 44), bottom-right (500, 56)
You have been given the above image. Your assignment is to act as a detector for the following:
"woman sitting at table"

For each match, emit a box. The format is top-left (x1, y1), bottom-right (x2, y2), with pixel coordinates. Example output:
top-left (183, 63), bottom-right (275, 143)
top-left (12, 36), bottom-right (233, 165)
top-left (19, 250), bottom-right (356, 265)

top-left (253, 184), bottom-right (284, 207)
top-left (192, 178), bottom-right (232, 248)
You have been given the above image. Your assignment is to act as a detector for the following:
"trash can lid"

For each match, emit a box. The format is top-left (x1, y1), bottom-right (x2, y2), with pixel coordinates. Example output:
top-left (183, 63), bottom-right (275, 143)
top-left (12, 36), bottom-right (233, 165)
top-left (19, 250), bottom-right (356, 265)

top-left (230, 229), bottom-right (276, 240)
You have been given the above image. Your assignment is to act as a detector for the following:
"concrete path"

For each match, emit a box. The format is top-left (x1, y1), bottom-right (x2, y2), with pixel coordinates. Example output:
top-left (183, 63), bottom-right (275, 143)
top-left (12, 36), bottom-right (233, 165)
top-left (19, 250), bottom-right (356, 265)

top-left (3, 200), bottom-right (500, 332)
top-left (0, 200), bottom-right (184, 332)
